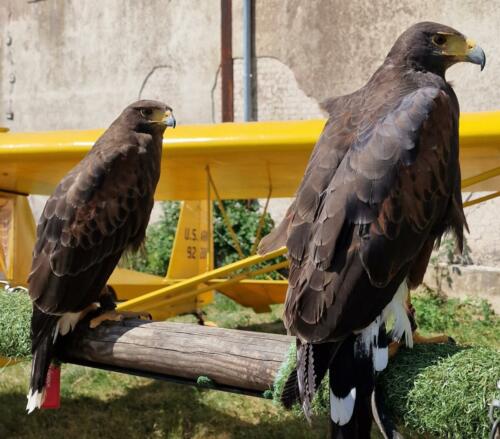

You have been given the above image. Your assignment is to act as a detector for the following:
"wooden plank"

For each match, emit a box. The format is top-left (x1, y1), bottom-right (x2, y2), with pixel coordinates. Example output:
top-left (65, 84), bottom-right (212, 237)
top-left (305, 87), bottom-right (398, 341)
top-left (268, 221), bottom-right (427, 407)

top-left (60, 320), bottom-right (293, 395)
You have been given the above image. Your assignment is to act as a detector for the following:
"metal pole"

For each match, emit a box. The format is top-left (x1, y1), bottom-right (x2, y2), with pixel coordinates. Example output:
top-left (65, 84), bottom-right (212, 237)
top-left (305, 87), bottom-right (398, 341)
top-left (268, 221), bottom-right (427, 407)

top-left (221, 0), bottom-right (234, 122)
top-left (243, 0), bottom-right (252, 121)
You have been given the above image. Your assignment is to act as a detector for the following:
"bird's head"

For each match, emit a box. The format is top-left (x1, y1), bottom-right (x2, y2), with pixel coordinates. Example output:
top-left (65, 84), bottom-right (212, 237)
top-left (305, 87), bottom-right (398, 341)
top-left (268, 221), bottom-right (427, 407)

top-left (123, 100), bottom-right (176, 134)
top-left (387, 22), bottom-right (486, 76)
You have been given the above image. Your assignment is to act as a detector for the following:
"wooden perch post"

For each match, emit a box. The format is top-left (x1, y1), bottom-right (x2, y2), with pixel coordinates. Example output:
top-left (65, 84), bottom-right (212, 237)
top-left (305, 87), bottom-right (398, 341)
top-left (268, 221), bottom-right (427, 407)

top-left (60, 320), bottom-right (293, 397)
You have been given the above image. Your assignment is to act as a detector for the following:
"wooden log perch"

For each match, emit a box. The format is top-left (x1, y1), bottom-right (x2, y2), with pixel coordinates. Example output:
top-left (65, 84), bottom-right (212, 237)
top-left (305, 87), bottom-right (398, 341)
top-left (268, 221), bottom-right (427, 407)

top-left (59, 319), bottom-right (293, 396)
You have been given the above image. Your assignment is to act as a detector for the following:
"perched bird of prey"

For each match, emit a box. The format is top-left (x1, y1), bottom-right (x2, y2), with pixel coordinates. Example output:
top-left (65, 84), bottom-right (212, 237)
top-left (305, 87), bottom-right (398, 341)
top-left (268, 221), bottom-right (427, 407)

top-left (259, 22), bottom-right (485, 438)
top-left (27, 100), bottom-right (175, 413)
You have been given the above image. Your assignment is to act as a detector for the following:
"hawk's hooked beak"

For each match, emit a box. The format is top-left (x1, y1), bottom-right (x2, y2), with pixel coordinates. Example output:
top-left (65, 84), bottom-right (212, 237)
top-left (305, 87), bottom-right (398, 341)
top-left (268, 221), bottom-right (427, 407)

top-left (438, 33), bottom-right (486, 71)
top-left (465, 39), bottom-right (486, 71)
top-left (163, 109), bottom-right (176, 128)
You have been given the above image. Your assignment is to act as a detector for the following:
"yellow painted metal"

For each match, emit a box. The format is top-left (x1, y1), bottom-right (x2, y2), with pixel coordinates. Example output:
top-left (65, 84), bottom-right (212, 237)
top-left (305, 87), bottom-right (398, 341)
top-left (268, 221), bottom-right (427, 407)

top-left (145, 260), bottom-right (288, 319)
top-left (108, 268), bottom-right (166, 299)
top-left (165, 200), bottom-right (215, 312)
top-left (217, 279), bottom-right (287, 313)
top-left (461, 167), bottom-right (500, 189)
top-left (148, 260), bottom-right (288, 312)
top-left (116, 247), bottom-right (286, 312)
top-left (166, 201), bottom-right (213, 280)
top-left (0, 356), bottom-right (19, 367)
top-left (0, 192), bottom-right (36, 286)
top-left (1, 112), bottom-right (500, 199)
top-left (1, 113), bottom-right (500, 318)
top-left (459, 112), bottom-right (500, 191)
top-left (108, 200), bottom-right (216, 318)
top-left (463, 191), bottom-right (500, 208)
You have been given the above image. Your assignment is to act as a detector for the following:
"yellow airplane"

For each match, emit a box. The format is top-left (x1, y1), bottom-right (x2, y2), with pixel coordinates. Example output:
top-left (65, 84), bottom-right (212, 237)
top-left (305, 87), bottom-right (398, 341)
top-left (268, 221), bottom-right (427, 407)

top-left (0, 113), bottom-right (499, 335)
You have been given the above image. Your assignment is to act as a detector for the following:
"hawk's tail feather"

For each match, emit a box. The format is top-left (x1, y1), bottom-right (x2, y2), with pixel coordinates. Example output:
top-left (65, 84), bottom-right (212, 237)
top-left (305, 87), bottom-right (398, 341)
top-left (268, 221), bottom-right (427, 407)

top-left (281, 340), bottom-right (340, 415)
top-left (329, 390), bottom-right (372, 439)
top-left (280, 368), bottom-right (299, 409)
top-left (27, 306), bottom-right (59, 413)
top-left (329, 326), bottom-right (391, 438)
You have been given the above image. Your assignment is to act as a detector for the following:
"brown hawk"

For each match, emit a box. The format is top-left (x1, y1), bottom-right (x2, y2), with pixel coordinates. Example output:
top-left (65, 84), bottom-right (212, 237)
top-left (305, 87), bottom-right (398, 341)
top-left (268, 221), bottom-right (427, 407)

top-left (27, 100), bottom-right (175, 412)
top-left (259, 22), bottom-right (485, 438)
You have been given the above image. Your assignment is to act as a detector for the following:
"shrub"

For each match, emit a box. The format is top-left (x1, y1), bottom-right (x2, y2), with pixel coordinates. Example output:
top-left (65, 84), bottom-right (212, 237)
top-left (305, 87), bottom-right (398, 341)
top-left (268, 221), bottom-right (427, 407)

top-left (123, 200), bottom-right (277, 276)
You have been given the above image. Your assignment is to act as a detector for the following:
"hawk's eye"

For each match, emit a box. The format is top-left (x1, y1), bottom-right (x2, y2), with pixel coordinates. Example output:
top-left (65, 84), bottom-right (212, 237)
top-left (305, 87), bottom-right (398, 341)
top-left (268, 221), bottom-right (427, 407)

top-left (432, 34), bottom-right (447, 46)
top-left (140, 108), bottom-right (153, 118)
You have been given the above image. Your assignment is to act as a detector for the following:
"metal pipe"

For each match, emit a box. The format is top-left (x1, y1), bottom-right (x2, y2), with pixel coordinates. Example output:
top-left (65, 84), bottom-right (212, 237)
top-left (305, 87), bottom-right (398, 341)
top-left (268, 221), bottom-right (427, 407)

top-left (148, 260), bottom-right (289, 310)
top-left (243, 0), bottom-right (252, 121)
top-left (220, 0), bottom-right (234, 122)
top-left (116, 247), bottom-right (287, 311)
top-left (461, 166), bottom-right (500, 189)
top-left (463, 190), bottom-right (500, 207)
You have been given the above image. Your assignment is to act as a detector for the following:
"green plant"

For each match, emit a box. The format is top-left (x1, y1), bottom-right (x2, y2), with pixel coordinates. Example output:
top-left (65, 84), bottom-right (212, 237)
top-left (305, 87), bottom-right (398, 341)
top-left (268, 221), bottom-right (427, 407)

top-left (428, 233), bottom-right (473, 296)
top-left (412, 291), bottom-right (499, 346)
top-left (123, 200), bottom-right (279, 277)
top-left (121, 202), bottom-right (180, 276)
top-left (379, 345), bottom-right (500, 439)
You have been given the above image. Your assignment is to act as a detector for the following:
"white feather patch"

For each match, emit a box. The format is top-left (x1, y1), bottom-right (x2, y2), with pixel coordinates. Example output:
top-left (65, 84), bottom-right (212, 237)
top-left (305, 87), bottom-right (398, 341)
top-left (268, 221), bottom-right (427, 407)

top-left (382, 281), bottom-right (413, 348)
top-left (26, 388), bottom-right (45, 414)
top-left (53, 310), bottom-right (86, 343)
top-left (353, 279), bottom-right (413, 374)
top-left (356, 316), bottom-right (381, 357)
top-left (373, 346), bottom-right (388, 371)
top-left (330, 387), bottom-right (356, 426)
top-left (58, 311), bottom-right (83, 336)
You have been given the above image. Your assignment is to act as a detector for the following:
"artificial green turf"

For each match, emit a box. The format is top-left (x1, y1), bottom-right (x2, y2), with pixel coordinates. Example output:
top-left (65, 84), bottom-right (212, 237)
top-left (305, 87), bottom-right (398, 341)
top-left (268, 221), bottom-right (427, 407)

top-left (379, 344), bottom-right (500, 439)
top-left (0, 289), bottom-right (31, 359)
top-left (272, 343), bottom-right (499, 439)
top-left (271, 293), bottom-right (500, 438)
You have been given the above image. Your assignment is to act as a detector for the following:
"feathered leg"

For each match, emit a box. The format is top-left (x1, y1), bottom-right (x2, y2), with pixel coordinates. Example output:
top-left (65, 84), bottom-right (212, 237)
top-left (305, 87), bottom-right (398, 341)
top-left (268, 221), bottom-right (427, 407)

top-left (389, 296), bottom-right (454, 358)
top-left (330, 324), bottom-right (396, 439)
top-left (329, 335), bottom-right (373, 439)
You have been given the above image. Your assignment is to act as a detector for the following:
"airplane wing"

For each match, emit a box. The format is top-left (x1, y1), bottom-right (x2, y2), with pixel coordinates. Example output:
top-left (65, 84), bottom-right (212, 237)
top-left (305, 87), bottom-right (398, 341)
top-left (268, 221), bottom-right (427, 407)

top-left (1, 114), bottom-right (499, 200)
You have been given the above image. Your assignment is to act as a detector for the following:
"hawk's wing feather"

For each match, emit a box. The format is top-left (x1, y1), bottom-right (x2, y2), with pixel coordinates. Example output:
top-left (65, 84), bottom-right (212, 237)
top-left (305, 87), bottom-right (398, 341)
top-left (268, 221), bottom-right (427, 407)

top-left (258, 92), bottom-right (362, 255)
top-left (29, 135), bottom-right (157, 314)
top-left (282, 86), bottom-right (462, 342)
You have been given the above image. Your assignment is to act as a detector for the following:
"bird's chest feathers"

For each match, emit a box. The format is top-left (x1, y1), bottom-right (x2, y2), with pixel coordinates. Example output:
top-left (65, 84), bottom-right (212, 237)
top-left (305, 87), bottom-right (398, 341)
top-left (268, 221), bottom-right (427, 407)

top-left (137, 139), bottom-right (162, 177)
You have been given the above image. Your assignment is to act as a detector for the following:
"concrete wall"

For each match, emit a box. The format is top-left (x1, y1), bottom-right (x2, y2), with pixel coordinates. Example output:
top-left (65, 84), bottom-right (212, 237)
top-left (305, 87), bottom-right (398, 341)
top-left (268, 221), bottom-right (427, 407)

top-left (0, 1), bottom-right (498, 279)
top-left (0, 0), bottom-right (220, 130)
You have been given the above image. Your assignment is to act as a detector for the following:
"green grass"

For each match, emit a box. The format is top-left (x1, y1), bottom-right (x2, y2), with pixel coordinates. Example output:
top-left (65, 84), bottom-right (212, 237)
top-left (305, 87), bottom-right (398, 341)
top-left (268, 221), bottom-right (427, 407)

top-left (0, 290), bottom-right (498, 438)
top-left (411, 292), bottom-right (500, 346)
top-left (0, 290), bottom-right (31, 359)
top-left (379, 344), bottom-right (499, 439)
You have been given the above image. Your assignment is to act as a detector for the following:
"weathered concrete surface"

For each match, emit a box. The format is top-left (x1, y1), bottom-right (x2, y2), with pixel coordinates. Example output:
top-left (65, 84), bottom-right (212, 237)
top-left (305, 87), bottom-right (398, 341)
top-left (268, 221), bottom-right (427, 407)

top-left (0, 1), bottom-right (498, 299)
top-left (1, 0), bottom-right (221, 225)
top-left (213, 57), bottom-right (323, 122)
top-left (241, 0), bottom-right (498, 112)
top-left (424, 264), bottom-right (500, 313)
top-left (463, 194), bottom-right (500, 266)
top-left (0, 0), bottom-right (220, 130)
